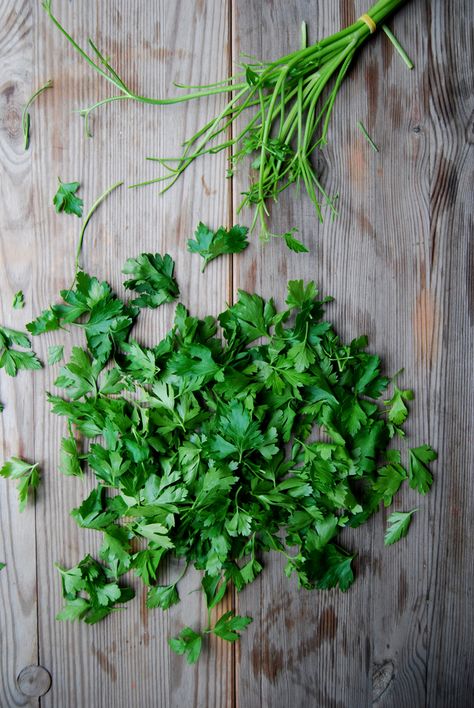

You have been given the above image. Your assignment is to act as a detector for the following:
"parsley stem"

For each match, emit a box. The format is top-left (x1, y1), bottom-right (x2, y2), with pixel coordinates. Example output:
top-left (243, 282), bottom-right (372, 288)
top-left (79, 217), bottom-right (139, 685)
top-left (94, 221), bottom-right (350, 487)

top-left (21, 79), bottom-right (53, 150)
top-left (357, 120), bottom-right (379, 152)
top-left (74, 180), bottom-right (123, 278)
top-left (382, 24), bottom-right (414, 69)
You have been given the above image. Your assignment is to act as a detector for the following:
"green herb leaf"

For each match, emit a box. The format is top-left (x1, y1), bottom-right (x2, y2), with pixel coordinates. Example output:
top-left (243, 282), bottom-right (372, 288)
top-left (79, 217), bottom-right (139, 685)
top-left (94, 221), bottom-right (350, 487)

top-left (169, 627), bottom-right (203, 664)
top-left (0, 457), bottom-right (40, 512)
top-left (384, 509), bottom-right (417, 546)
top-left (211, 611), bottom-right (253, 641)
top-left (53, 178), bottom-right (83, 217)
top-left (283, 231), bottom-right (309, 253)
top-left (187, 222), bottom-right (249, 271)
top-left (122, 253), bottom-right (179, 308)
top-left (12, 291), bottom-right (25, 310)
top-left (147, 584), bottom-right (180, 610)
top-left (408, 444), bottom-right (437, 494)
top-left (48, 344), bottom-right (64, 365)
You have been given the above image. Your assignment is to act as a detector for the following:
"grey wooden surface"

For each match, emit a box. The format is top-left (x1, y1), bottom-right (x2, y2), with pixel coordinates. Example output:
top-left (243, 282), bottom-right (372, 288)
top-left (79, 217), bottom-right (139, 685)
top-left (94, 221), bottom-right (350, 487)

top-left (0, 0), bottom-right (472, 706)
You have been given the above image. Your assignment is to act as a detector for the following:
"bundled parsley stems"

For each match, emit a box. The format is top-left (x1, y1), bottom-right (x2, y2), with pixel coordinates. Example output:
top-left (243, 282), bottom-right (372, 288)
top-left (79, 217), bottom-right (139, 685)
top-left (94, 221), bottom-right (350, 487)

top-left (0, 1), bottom-right (435, 665)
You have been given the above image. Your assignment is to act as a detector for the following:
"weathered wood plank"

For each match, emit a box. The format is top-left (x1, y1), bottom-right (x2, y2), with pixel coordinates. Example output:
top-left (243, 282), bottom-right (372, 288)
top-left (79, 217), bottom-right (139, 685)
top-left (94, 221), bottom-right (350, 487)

top-left (0, 2), bottom-right (40, 705)
top-left (22, 1), bottom-right (232, 706)
top-left (425, 1), bottom-right (474, 705)
top-left (230, 0), bottom-right (473, 706)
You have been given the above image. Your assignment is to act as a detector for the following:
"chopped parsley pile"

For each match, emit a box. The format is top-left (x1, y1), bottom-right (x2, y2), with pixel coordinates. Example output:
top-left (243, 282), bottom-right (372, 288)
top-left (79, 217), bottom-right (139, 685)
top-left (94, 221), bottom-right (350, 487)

top-left (19, 261), bottom-right (435, 662)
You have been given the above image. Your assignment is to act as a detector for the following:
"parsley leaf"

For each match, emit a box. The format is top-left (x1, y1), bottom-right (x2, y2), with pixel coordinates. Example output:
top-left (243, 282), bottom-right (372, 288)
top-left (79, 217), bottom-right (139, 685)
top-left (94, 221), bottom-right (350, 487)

top-left (283, 230), bottom-right (309, 253)
top-left (12, 291), bottom-right (25, 309)
top-left (122, 253), bottom-right (179, 308)
top-left (168, 627), bottom-right (203, 664)
top-left (408, 444), bottom-right (436, 494)
top-left (53, 178), bottom-right (83, 217)
top-left (211, 611), bottom-right (253, 641)
top-left (48, 344), bottom-right (64, 364)
top-left (384, 509), bottom-right (417, 546)
top-left (147, 584), bottom-right (180, 610)
top-left (0, 457), bottom-right (40, 512)
top-left (0, 326), bottom-right (42, 377)
top-left (187, 222), bottom-right (249, 271)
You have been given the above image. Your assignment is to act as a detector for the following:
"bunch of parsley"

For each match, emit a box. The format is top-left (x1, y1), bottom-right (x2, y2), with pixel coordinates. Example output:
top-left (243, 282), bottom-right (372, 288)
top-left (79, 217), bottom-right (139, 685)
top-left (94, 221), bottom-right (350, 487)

top-left (27, 265), bottom-right (435, 663)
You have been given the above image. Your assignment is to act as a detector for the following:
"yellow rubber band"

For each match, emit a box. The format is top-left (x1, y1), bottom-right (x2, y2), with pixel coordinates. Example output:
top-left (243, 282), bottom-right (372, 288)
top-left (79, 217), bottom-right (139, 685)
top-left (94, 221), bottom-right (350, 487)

top-left (359, 13), bottom-right (376, 33)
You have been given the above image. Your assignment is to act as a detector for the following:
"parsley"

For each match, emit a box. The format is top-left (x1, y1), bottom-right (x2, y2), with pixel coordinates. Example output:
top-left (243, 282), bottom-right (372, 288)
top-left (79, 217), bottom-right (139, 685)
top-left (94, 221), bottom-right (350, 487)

top-left (0, 326), bottom-right (42, 377)
top-left (53, 178), bottom-right (83, 217)
top-left (56, 555), bottom-right (134, 624)
top-left (0, 562), bottom-right (5, 572)
top-left (21, 79), bottom-right (53, 150)
top-left (38, 264), bottom-right (435, 663)
top-left (122, 253), bottom-right (179, 308)
top-left (282, 230), bottom-right (309, 254)
top-left (408, 445), bottom-right (437, 494)
top-left (12, 291), bottom-right (25, 309)
top-left (384, 509), bottom-right (417, 545)
top-left (187, 222), bottom-right (249, 271)
top-left (0, 457), bottom-right (40, 512)
top-left (48, 344), bottom-right (64, 364)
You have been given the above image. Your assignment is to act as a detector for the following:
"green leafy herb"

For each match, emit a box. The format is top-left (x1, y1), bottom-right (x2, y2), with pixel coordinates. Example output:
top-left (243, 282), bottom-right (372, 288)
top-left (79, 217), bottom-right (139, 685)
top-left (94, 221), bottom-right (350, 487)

top-left (53, 178), bottom-right (84, 217)
top-left (408, 445), bottom-right (437, 494)
top-left (43, 0), bottom-right (410, 242)
top-left (12, 291), bottom-right (25, 310)
top-left (27, 271), bottom-right (135, 363)
top-left (56, 554), bottom-right (134, 623)
top-left (384, 509), bottom-right (417, 545)
top-left (122, 253), bottom-right (179, 307)
top-left (38, 264), bottom-right (434, 662)
top-left (21, 79), bottom-right (53, 150)
top-left (0, 326), bottom-right (42, 377)
top-left (282, 230), bottom-right (309, 253)
top-left (187, 222), bottom-right (249, 271)
top-left (0, 562), bottom-right (5, 572)
top-left (168, 627), bottom-right (203, 664)
top-left (0, 457), bottom-right (40, 512)
top-left (48, 344), bottom-right (64, 364)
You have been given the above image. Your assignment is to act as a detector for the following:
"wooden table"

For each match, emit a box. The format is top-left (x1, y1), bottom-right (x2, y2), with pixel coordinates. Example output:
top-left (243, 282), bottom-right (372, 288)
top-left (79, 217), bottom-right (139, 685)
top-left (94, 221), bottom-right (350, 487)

top-left (1, 1), bottom-right (472, 706)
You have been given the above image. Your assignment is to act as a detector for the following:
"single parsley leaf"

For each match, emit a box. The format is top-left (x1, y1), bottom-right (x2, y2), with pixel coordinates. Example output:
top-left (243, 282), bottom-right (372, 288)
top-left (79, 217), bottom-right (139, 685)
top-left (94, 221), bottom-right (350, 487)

top-left (316, 545), bottom-right (355, 592)
top-left (0, 562), bottom-right (5, 571)
top-left (48, 344), bottom-right (64, 365)
top-left (147, 584), bottom-right (180, 610)
top-left (384, 509), bottom-right (417, 546)
top-left (122, 253), bottom-right (179, 308)
top-left (0, 457), bottom-right (40, 512)
top-left (408, 444), bottom-right (436, 494)
top-left (187, 222), bottom-right (249, 271)
top-left (283, 230), bottom-right (309, 253)
top-left (211, 611), bottom-right (253, 641)
top-left (0, 326), bottom-right (42, 377)
top-left (53, 178), bottom-right (83, 217)
top-left (169, 627), bottom-right (203, 664)
top-left (384, 382), bottom-right (414, 426)
top-left (12, 291), bottom-right (25, 309)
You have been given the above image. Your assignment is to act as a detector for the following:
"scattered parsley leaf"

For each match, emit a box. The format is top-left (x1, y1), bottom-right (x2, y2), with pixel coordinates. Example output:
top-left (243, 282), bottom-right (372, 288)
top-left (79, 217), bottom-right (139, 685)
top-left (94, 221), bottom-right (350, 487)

top-left (408, 444), bottom-right (437, 494)
top-left (0, 326), bottom-right (42, 377)
top-left (187, 222), bottom-right (249, 271)
top-left (48, 344), bottom-right (64, 365)
top-left (146, 584), bottom-right (180, 610)
top-left (169, 627), bottom-right (203, 664)
top-left (12, 291), bottom-right (25, 309)
top-left (283, 230), bottom-right (309, 253)
top-left (384, 509), bottom-right (417, 546)
top-left (385, 380), bottom-right (414, 426)
top-left (53, 178), bottom-right (83, 217)
top-left (211, 611), bottom-right (253, 641)
top-left (122, 253), bottom-right (179, 308)
top-left (0, 562), bottom-right (5, 571)
top-left (0, 457), bottom-right (40, 512)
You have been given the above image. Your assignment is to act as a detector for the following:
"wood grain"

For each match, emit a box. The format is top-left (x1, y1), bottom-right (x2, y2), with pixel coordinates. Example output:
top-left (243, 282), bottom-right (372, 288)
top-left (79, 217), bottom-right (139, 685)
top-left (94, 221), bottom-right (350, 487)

top-left (0, 0), bottom-right (472, 706)
top-left (0, 2), bottom-right (39, 706)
